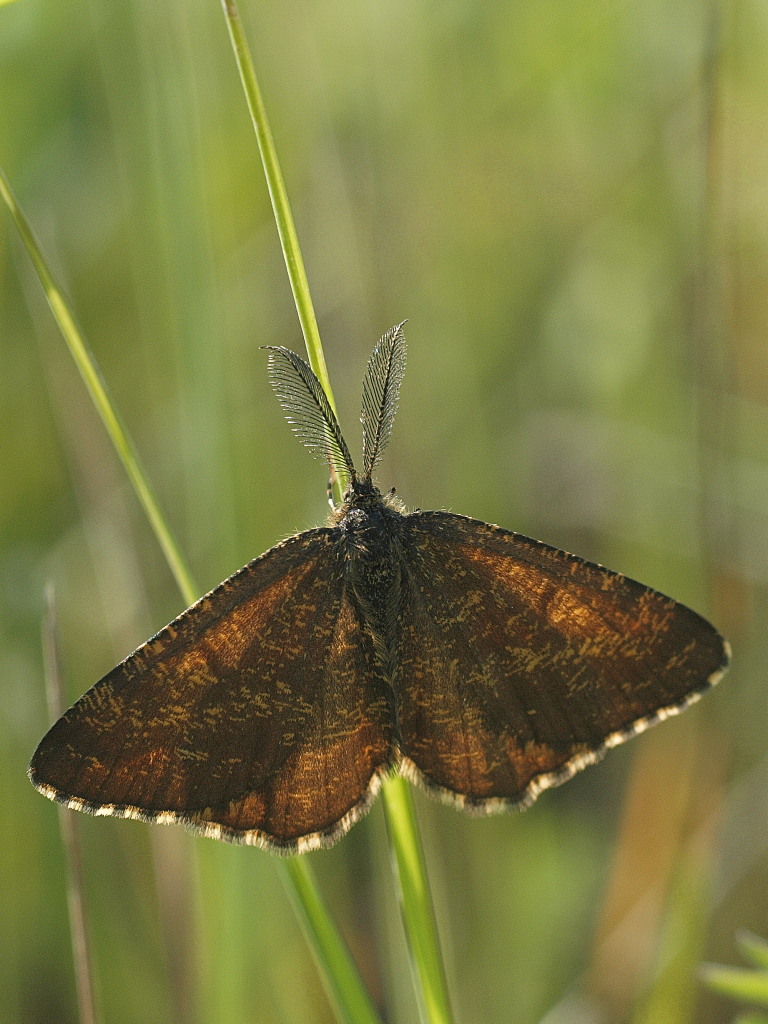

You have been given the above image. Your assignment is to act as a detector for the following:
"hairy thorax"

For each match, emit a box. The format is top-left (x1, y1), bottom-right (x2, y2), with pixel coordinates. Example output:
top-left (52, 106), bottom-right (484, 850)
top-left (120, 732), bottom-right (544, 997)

top-left (332, 484), bottom-right (407, 676)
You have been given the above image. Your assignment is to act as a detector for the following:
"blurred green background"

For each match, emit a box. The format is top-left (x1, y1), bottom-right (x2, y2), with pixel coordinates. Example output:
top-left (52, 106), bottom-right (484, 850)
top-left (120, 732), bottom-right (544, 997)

top-left (2, 0), bottom-right (766, 1022)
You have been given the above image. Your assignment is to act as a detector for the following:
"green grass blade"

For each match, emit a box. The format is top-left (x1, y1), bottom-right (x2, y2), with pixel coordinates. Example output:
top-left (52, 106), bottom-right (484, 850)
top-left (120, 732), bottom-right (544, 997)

top-left (41, 587), bottom-right (100, 1024)
top-left (700, 965), bottom-right (768, 1006)
top-left (219, 0), bottom-right (343, 504)
top-left (0, 166), bottom-right (198, 607)
top-left (219, 6), bottom-right (456, 1022)
top-left (382, 776), bottom-right (454, 1024)
top-left (738, 933), bottom-right (768, 971)
top-left (282, 858), bottom-right (383, 1024)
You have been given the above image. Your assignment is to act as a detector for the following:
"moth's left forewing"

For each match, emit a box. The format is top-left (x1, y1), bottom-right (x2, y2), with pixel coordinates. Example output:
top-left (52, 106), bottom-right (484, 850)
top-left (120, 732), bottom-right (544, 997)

top-left (395, 511), bottom-right (729, 811)
top-left (30, 529), bottom-right (397, 852)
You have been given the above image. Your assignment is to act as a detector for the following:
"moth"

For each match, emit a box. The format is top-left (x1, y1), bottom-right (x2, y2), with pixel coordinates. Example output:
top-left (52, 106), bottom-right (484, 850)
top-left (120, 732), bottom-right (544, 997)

top-left (30, 324), bottom-right (729, 853)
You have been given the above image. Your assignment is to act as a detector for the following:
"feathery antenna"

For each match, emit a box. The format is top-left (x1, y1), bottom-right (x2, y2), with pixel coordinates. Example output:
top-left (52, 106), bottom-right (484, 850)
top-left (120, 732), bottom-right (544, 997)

top-left (361, 323), bottom-right (407, 481)
top-left (264, 347), bottom-right (357, 484)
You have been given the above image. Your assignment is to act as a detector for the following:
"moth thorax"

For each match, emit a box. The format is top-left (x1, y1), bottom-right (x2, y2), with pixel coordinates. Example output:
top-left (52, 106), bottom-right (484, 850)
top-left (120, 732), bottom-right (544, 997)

top-left (342, 503), bottom-right (394, 560)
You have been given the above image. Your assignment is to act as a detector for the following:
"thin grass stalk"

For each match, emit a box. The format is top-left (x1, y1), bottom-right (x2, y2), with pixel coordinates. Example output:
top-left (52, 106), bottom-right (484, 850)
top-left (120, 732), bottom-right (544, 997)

top-left (0, 168), bottom-right (198, 608)
top-left (218, 5), bottom-right (455, 1021)
top-left (274, 860), bottom-right (383, 1024)
top-left (690, 1), bottom-right (734, 596)
top-left (0, 169), bottom-right (383, 1024)
top-left (219, 0), bottom-right (340, 502)
top-left (381, 777), bottom-right (454, 1024)
top-left (282, 858), bottom-right (383, 1024)
top-left (41, 586), bottom-right (100, 1024)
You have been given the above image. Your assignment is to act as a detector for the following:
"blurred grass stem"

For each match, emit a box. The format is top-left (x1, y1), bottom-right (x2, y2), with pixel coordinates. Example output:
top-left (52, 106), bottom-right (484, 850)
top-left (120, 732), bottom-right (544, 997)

top-left (41, 586), bottom-right (100, 1024)
top-left (382, 777), bottom-right (454, 1024)
top-left (282, 858), bottom-right (383, 1024)
top-left (0, 167), bottom-right (197, 608)
top-left (220, 0), bottom-right (343, 503)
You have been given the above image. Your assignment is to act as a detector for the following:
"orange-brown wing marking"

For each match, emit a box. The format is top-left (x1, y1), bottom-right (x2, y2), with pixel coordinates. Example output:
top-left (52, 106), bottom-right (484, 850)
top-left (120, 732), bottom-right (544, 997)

top-left (395, 512), bottom-right (729, 811)
top-left (30, 530), bottom-right (396, 852)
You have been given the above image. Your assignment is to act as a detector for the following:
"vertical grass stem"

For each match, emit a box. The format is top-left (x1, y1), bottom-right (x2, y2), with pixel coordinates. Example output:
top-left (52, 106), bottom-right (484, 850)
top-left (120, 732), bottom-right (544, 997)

top-left (0, 167), bottom-right (198, 608)
top-left (41, 587), bottom-right (100, 1024)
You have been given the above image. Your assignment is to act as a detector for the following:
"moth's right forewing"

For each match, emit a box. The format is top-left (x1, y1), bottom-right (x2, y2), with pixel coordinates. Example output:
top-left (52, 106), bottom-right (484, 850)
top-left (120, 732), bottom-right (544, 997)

top-left (394, 511), bottom-right (728, 811)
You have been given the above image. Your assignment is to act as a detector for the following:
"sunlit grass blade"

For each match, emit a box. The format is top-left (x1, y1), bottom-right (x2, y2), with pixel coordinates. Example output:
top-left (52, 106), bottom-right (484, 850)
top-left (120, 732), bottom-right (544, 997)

top-left (738, 933), bottom-right (768, 972)
top-left (701, 932), bottom-right (768, 1012)
top-left (41, 586), bottom-right (100, 1024)
top-left (219, 5), bottom-right (455, 1022)
top-left (700, 964), bottom-right (768, 1006)
top-left (219, 0), bottom-right (342, 501)
top-left (283, 858), bottom-right (383, 1024)
top-left (382, 777), bottom-right (454, 1024)
top-left (0, 166), bottom-right (197, 608)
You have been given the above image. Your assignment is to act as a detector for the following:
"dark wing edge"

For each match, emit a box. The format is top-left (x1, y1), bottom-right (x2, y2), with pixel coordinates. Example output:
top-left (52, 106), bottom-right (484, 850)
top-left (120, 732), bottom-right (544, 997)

top-left (396, 510), bottom-right (730, 817)
top-left (28, 527), bottom-right (398, 855)
top-left (398, 656), bottom-right (729, 818)
top-left (29, 765), bottom-right (396, 855)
